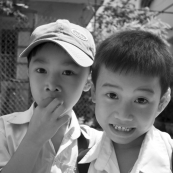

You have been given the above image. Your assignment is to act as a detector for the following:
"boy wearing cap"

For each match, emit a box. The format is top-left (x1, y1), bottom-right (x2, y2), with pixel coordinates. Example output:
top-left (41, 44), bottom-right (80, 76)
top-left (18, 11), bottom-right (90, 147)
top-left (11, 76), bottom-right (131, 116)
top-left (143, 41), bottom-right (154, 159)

top-left (0, 19), bottom-right (102, 173)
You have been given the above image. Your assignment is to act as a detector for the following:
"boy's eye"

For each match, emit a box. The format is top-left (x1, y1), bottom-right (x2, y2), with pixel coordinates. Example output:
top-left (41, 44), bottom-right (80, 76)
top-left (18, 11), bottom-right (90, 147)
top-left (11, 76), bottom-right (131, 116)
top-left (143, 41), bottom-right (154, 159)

top-left (106, 93), bottom-right (118, 99)
top-left (62, 70), bottom-right (74, 75)
top-left (135, 98), bottom-right (148, 104)
top-left (36, 68), bottom-right (46, 73)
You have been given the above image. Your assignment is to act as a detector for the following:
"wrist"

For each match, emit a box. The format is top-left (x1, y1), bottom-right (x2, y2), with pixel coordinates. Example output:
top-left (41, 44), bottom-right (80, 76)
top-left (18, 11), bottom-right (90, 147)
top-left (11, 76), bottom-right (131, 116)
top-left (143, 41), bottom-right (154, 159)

top-left (23, 133), bottom-right (45, 149)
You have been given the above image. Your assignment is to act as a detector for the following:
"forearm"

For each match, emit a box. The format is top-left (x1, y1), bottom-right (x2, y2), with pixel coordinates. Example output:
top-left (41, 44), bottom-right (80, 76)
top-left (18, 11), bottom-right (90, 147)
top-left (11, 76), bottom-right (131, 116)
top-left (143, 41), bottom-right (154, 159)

top-left (1, 136), bottom-right (42, 173)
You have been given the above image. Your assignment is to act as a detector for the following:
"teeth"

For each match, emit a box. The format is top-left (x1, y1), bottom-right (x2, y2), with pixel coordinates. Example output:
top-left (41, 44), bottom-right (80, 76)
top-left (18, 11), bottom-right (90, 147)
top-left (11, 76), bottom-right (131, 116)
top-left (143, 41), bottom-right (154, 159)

top-left (112, 125), bottom-right (132, 132)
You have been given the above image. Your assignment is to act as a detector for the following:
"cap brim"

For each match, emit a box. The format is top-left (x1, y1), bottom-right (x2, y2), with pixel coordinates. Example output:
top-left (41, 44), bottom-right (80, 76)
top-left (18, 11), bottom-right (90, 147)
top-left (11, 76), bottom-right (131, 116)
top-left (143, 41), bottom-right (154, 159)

top-left (19, 39), bottom-right (93, 67)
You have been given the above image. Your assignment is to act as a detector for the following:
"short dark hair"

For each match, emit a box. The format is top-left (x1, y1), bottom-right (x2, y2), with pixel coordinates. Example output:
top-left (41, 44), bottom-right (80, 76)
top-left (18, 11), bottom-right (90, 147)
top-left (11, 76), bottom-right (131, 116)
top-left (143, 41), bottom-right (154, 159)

top-left (92, 30), bottom-right (173, 96)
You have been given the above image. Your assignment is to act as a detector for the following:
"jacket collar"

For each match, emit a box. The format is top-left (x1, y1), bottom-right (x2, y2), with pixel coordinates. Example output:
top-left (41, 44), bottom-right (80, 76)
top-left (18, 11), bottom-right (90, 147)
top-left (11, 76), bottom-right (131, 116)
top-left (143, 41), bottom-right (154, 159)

top-left (79, 126), bottom-right (172, 173)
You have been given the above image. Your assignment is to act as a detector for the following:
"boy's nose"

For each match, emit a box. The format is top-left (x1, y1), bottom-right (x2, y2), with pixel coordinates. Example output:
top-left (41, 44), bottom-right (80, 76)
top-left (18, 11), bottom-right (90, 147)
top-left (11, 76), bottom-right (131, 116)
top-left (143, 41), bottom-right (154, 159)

top-left (45, 85), bottom-right (62, 92)
top-left (115, 102), bottom-right (133, 121)
top-left (44, 78), bottom-right (62, 92)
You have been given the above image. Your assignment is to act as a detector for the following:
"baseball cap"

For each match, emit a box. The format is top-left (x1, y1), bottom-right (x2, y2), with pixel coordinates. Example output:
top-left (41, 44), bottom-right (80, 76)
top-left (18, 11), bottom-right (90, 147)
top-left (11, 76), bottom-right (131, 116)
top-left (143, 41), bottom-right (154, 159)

top-left (19, 19), bottom-right (96, 67)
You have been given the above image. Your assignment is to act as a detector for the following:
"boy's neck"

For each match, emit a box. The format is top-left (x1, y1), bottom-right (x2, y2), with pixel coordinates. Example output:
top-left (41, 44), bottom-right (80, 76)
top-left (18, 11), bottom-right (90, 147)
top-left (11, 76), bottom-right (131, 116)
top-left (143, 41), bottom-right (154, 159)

top-left (54, 109), bottom-right (73, 137)
top-left (113, 133), bottom-right (146, 150)
top-left (51, 109), bottom-right (72, 153)
top-left (113, 133), bottom-right (146, 173)
top-left (51, 122), bottom-right (68, 153)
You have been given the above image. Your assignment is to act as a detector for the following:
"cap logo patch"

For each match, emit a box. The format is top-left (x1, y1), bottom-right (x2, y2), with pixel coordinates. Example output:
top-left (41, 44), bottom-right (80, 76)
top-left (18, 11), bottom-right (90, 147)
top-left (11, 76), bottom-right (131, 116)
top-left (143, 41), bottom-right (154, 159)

top-left (71, 29), bottom-right (88, 41)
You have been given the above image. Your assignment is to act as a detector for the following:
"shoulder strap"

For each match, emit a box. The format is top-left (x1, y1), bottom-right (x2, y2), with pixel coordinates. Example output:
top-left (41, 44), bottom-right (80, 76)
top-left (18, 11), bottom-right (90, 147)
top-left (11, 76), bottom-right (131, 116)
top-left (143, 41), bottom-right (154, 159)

top-left (77, 132), bottom-right (91, 173)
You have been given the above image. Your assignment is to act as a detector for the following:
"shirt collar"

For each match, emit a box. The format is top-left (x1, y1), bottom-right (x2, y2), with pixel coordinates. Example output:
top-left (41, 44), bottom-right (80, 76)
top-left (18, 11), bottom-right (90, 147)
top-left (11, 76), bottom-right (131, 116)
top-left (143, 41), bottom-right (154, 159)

top-left (94, 133), bottom-right (118, 171)
top-left (64, 110), bottom-right (81, 140)
top-left (79, 132), bottom-right (120, 172)
top-left (79, 132), bottom-right (108, 164)
top-left (6, 103), bottom-right (34, 124)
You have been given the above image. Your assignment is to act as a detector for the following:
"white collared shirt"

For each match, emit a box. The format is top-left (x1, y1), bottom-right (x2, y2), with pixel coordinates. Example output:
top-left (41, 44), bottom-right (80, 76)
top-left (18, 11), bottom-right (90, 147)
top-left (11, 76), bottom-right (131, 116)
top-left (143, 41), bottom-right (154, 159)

top-left (0, 103), bottom-right (102, 173)
top-left (79, 126), bottom-right (173, 173)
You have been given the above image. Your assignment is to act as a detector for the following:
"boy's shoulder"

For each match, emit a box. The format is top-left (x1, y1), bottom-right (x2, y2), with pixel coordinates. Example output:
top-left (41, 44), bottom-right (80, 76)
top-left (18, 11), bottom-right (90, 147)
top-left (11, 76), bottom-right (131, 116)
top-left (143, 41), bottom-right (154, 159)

top-left (153, 126), bottom-right (173, 148)
top-left (77, 125), bottom-right (103, 172)
top-left (0, 111), bottom-right (24, 122)
top-left (80, 124), bottom-right (102, 136)
top-left (0, 105), bottom-right (33, 128)
top-left (144, 126), bottom-right (173, 162)
top-left (0, 111), bottom-right (30, 139)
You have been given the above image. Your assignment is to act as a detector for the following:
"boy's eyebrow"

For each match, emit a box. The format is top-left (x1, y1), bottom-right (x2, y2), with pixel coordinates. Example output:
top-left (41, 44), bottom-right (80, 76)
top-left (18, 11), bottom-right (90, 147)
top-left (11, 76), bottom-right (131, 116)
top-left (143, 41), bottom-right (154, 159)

top-left (32, 57), bottom-right (46, 64)
top-left (135, 88), bottom-right (155, 94)
top-left (102, 83), bottom-right (155, 94)
top-left (102, 83), bottom-right (123, 90)
top-left (32, 58), bottom-right (79, 67)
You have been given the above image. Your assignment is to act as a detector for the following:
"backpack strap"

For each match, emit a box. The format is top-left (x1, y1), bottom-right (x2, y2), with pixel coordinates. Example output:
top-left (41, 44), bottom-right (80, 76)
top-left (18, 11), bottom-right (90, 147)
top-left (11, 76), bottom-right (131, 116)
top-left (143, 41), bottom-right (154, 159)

top-left (77, 132), bottom-right (91, 173)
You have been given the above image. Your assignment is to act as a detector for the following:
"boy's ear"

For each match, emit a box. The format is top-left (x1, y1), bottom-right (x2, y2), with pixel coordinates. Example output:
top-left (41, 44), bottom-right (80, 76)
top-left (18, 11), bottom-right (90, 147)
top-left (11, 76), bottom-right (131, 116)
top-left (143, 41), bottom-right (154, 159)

top-left (158, 88), bottom-right (171, 114)
top-left (91, 83), bottom-right (96, 103)
top-left (83, 75), bottom-right (92, 92)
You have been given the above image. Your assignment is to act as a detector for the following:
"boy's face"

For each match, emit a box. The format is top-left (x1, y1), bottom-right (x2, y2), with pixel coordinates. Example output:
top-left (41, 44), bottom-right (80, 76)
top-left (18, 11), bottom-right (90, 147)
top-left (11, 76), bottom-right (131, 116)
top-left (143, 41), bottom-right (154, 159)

top-left (92, 65), bottom-right (163, 145)
top-left (29, 43), bottom-right (90, 113)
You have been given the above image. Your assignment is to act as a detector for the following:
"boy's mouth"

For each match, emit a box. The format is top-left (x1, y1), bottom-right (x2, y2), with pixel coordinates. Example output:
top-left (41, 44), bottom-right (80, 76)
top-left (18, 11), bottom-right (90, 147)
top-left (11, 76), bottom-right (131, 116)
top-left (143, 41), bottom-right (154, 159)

top-left (111, 124), bottom-right (134, 132)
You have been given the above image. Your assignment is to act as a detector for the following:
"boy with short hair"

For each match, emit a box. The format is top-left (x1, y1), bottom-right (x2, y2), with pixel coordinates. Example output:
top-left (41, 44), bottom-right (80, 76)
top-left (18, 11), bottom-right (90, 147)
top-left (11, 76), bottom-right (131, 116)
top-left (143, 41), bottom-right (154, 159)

top-left (78, 30), bottom-right (173, 173)
top-left (0, 19), bottom-right (102, 173)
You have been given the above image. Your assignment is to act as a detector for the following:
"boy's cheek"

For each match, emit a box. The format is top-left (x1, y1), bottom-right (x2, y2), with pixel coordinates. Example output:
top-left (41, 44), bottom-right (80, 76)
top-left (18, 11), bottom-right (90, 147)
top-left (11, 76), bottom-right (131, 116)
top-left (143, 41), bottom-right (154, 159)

top-left (133, 105), bottom-right (157, 120)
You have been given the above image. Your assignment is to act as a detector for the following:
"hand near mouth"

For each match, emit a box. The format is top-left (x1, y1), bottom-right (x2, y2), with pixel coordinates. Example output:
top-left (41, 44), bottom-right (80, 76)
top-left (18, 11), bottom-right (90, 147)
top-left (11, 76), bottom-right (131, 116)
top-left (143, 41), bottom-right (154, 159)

top-left (24, 98), bottom-right (70, 147)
